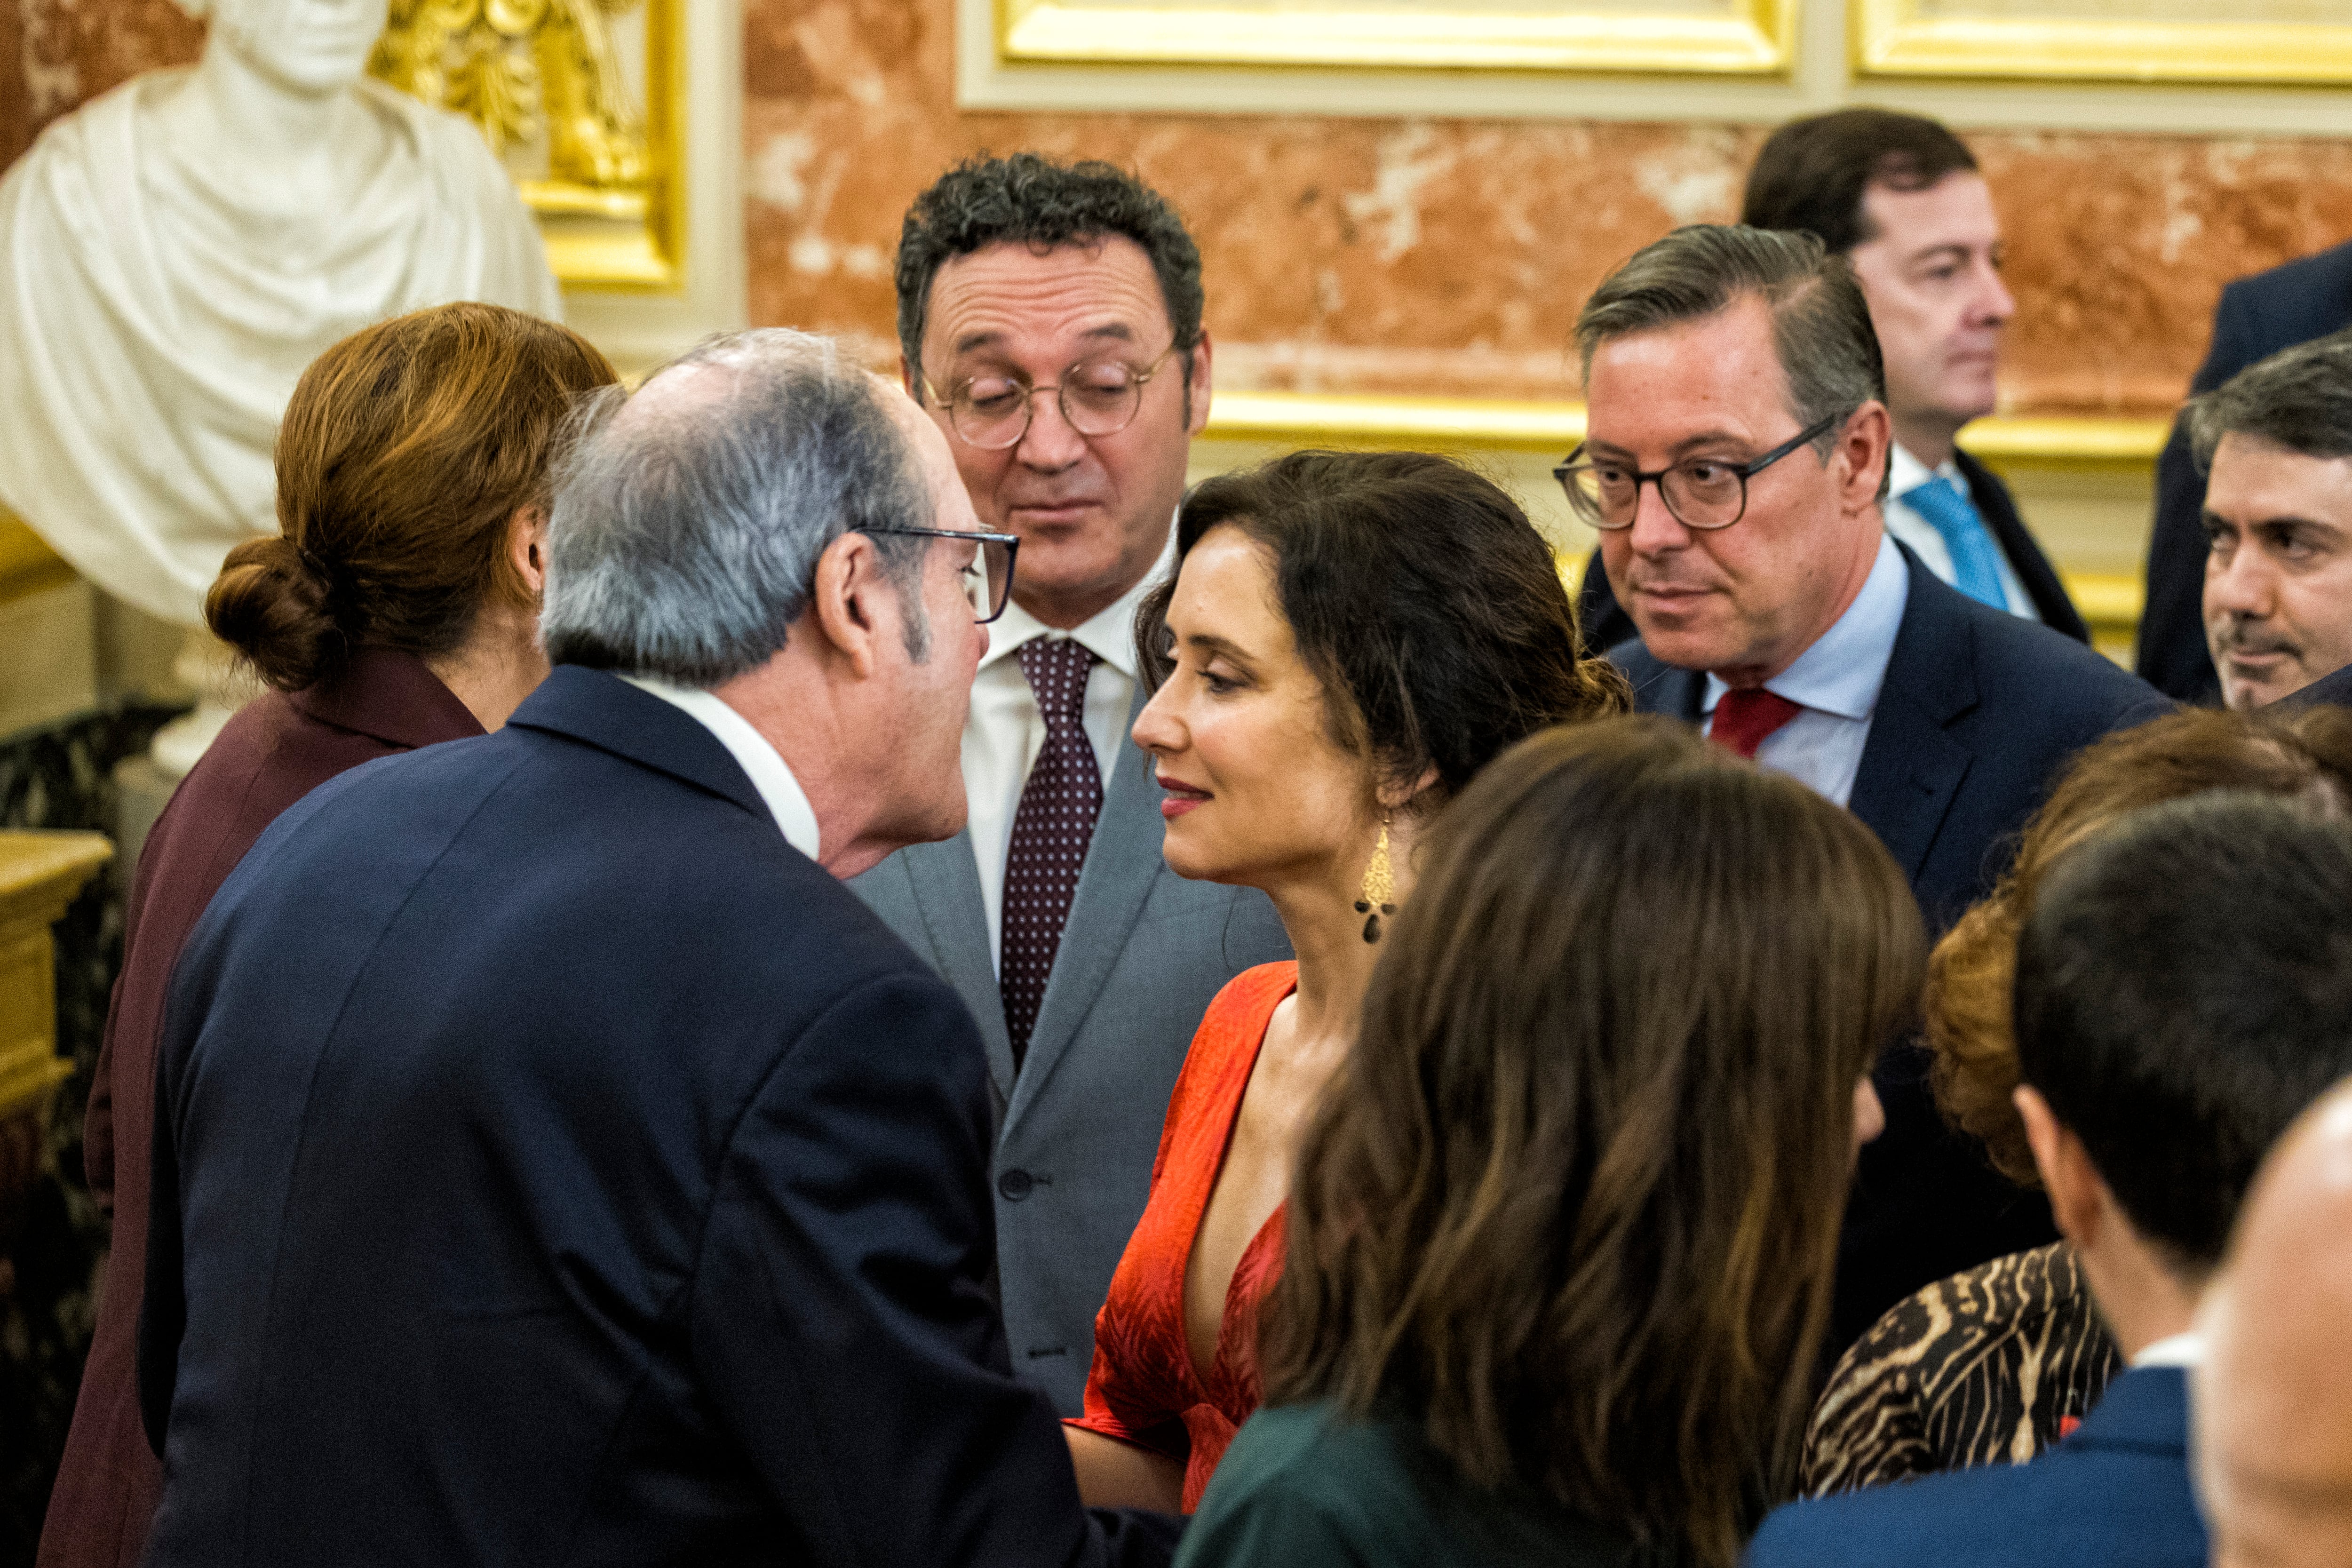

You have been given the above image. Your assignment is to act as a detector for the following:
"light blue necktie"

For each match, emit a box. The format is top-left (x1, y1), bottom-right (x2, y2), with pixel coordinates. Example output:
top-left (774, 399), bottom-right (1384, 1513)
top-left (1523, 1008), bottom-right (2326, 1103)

top-left (1905, 474), bottom-right (2008, 611)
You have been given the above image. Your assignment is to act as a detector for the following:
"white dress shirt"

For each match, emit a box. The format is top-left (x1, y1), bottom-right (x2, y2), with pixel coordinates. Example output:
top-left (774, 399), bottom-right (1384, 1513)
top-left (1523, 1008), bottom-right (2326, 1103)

top-left (1702, 533), bottom-right (1911, 809)
top-left (2131, 1330), bottom-right (2204, 1369)
top-left (966, 532), bottom-right (1177, 968)
top-left (1883, 442), bottom-right (2042, 623)
top-left (619, 675), bottom-right (823, 861)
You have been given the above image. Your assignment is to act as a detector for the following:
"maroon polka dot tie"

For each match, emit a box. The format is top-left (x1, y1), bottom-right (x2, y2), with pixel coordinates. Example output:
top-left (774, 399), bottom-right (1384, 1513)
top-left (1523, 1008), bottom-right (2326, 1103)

top-left (1001, 636), bottom-right (1104, 1069)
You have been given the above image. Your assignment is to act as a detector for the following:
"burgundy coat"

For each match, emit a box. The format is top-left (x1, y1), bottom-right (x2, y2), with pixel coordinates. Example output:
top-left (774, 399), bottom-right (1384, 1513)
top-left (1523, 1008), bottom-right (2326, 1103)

top-left (39, 648), bottom-right (481, 1568)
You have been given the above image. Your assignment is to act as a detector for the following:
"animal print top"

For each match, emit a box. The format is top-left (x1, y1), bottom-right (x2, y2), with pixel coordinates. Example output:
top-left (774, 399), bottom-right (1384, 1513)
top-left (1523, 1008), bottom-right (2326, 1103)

top-left (1799, 1242), bottom-right (2125, 1496)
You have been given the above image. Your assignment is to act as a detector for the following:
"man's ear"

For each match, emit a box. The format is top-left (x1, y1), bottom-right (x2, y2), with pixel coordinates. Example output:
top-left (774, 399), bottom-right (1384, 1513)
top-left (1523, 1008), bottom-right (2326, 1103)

top-left (1836, 399), bottom-right (1892, 516)
top-left (807, 530), bottom-right (896, 679)
top-left (900, 355), bottom-right (921, 399)
top-left (2017, 1083), bottom-right (2105, 1250)
top-left (1184, 330), bottom-right (1215, 437)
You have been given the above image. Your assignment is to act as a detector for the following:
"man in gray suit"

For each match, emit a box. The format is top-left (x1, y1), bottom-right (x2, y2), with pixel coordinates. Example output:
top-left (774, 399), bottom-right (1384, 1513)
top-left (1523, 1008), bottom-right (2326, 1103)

top-left (854, 153), bottom-right (1289, 1414)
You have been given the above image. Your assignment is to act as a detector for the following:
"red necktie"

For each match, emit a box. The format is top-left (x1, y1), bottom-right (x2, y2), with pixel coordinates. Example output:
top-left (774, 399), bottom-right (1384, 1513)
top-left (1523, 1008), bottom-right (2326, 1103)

top-left (1001, 637), bottom-right (1104, 1070)
top-left (1711, 687), bottom-right (1803, 760)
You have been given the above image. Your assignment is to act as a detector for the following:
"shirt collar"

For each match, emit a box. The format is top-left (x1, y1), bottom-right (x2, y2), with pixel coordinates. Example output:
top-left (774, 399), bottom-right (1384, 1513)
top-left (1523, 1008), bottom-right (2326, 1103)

top-left (1703, 533), bottom-right (1911, 722)
top-left (1889, 440), bottom-right (1962, 500)
top-left (2132, 1330), bottom-right (2205, 1370)
top-left (980, 521), bottom-right (1177, 679)
top-left (617, 675), bottom-right (822, 861)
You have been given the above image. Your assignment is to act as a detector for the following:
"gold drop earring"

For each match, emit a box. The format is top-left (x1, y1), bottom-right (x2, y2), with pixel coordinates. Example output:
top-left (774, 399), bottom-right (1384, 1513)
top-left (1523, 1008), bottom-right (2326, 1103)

top-left (1354, 813), bottom-right (1396, 945)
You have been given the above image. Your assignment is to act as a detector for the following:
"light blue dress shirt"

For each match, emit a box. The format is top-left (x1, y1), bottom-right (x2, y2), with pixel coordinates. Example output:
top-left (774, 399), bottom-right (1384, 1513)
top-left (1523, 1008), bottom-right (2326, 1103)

top-left (1883, 443), bottom-right (2042, 623)
top-left (1702, 533), bottom-right (1911, 808)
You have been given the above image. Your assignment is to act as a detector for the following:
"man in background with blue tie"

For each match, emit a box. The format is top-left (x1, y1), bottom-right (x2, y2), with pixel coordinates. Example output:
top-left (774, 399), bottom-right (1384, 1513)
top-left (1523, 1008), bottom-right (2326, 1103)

top-left (1577, 109), bottom-right (2086, 654)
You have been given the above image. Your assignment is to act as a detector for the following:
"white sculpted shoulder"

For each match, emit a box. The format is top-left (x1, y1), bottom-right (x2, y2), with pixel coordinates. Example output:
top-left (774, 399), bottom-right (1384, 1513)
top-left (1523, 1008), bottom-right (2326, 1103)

top-left (0, 0), bottom-right (561, 625)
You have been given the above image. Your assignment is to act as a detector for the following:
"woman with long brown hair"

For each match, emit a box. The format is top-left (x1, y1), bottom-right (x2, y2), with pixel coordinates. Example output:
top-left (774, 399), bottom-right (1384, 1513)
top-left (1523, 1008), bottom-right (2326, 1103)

top-left (1064, 450), bottom-right (1629, 1513)
top-left (1800, 703), bottom-right (2352, 1496)
top-left (41, 302), bottom-right (613, 1568)
top-left (1180, 716), bottom-right (1927, 1568)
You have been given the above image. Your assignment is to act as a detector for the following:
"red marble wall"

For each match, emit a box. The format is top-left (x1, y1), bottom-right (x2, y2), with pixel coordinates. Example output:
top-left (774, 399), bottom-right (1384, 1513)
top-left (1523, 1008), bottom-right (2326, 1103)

top-left (0, 0), bottom-right (201, 169)
top-left (744, 0), bottom-right (2352, 416)
top-left (7, 0), bottom-right (2351, 417)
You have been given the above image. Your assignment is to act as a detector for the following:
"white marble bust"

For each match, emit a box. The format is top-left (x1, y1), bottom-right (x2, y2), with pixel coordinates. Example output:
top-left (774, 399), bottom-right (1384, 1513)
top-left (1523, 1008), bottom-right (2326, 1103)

top-left (0, 0), bottom-right (562, 629)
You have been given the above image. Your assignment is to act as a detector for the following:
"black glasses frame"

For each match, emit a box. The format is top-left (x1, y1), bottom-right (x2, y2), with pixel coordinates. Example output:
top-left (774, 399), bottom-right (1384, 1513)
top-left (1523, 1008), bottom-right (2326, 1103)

top-left (864, 527), bottom-right (1022, 624)
top-left (934, 346), bottom-right (1180, 451)
top-left (1553, 411), bottom-right (1846, 532)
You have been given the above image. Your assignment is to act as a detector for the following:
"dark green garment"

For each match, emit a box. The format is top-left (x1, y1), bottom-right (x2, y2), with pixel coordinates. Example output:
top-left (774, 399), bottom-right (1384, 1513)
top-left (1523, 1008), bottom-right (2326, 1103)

top-left (1176, 1401), bottom-right (1644, 1568)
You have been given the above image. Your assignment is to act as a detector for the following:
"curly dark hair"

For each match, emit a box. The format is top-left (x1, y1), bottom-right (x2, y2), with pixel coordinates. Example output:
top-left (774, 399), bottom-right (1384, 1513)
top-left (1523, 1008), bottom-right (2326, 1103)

top-left (895, 153), bottom-right (1204, 399)
top-left (1136, 449), bottom-right (1630, 806)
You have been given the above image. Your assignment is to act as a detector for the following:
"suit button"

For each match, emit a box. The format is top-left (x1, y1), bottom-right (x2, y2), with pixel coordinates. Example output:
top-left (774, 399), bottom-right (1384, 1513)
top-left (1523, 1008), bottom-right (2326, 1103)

top-left (998, 1169), bottom-right (1034, 1201)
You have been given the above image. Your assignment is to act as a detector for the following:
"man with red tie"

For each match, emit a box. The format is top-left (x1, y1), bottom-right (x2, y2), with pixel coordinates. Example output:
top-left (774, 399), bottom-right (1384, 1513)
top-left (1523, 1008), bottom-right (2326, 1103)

top-left (1573, 223), bottom-right (2162, 1353)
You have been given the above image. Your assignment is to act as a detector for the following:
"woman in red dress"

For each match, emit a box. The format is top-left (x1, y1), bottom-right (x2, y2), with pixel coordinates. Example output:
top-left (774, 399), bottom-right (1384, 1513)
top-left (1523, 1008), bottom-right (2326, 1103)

top-left (39, 303), bottom-right (613, 1568)
top-left (1062, 451), bottom-right (1631, 1512)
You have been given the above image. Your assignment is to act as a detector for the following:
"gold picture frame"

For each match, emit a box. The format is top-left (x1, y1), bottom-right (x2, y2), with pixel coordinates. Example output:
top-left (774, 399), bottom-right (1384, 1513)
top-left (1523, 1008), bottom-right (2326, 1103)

top-left (1853, 0), bottom-right (2352, 86)
top-left (371, 0), bottom-right (685, 292)
top-left (997, 0), bottom-right (1797, 75)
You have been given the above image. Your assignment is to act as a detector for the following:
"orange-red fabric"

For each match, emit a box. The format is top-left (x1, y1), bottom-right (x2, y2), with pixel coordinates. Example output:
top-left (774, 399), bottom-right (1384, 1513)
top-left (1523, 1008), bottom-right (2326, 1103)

top-left (1069, 961), bottom-right (1299, 1512)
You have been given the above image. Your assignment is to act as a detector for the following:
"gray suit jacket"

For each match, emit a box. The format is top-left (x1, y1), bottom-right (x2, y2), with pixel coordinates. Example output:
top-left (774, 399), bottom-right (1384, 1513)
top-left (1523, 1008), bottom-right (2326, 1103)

top-left (850, 682), bottom-right (1291, 1415)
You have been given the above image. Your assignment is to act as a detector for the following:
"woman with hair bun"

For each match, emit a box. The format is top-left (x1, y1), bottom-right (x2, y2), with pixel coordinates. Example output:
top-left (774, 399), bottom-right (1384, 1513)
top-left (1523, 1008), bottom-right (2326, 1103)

top-left (41, 302), bottom-right (614, 1568)
top-left (1063, 449), bottom-right (1630, 1513)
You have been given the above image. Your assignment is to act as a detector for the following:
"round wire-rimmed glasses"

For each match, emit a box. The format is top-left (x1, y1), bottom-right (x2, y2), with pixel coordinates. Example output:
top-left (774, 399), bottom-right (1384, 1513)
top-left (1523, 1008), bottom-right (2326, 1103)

top-left (865, 527), bottom-right (1021, 623)
top-left (935, 346), bottom-right (1179, 450)
top-left (1554, 411), bottom-right (1844, 532)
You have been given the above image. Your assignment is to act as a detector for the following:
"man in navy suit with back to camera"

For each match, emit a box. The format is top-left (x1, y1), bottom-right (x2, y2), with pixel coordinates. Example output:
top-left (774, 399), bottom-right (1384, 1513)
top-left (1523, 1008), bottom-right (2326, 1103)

top-left (1749, 792), bottom-right (2352, 1567)
top-left (136, 329), bottom-right (1181, 1566)
top-left (1578, 109), bottom-right (2086, 655)
top-left (1571, 224), bottom-right (2162, 1351)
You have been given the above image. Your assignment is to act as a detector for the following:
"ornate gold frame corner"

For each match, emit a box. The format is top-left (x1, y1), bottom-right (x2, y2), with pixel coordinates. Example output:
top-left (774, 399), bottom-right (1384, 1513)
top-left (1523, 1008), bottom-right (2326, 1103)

top-left (1852, 0), bottom-right (2352, 86)
top-left (998, 0), bottom-right (1796, 76)
top-left (373, 0), bottom-right (687, 293)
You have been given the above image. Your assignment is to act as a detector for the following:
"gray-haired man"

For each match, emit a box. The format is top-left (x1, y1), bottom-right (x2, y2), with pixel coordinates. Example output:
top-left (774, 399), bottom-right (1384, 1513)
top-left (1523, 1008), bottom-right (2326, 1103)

top-left (136, 329), bottom-right (1182, 1566)
top-left (854, 154), bottom-right (1289, 1416)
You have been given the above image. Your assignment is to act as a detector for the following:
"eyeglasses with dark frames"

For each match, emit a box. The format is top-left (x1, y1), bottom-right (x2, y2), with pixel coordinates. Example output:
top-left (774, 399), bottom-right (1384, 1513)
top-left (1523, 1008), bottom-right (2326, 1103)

top-left (1553, 411), bottom-right (1846, 532)
top-left (932, 346), bottom-right (1180, 451)
top-left (864, 527), bottom-right (1021, 624)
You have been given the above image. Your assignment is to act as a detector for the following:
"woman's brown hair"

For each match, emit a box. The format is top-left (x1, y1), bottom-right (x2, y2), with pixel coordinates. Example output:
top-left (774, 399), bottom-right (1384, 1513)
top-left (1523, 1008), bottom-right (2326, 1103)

top-left (1931, 704), bottom-right (2352, 1185)
top-left (207, 302), bottom-right (616, 691)
top-left (1261, 716), bottom-right (1928, 1567)
top-left (1136, 450), bottom-right (1630, 805)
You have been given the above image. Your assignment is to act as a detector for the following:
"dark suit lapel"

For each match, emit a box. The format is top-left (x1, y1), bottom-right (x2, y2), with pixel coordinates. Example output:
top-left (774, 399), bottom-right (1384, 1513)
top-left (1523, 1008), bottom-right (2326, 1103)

top-left (893, 834), bottom-right (1016, 1107)
top-left (1006, 682), bottom-right (1166, 1130)
top-left (1957, 449), bottom-right (2089, 643)
top-left (1609, 641), bottom-right (1707, 724)
top-left (1849, 555), bottom-right (1979, 889)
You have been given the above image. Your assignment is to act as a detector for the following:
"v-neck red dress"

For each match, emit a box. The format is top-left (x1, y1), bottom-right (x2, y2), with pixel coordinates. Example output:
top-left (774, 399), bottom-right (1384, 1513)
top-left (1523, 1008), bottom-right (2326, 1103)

top-left (1069, 961), bottom-right (1300, 1512)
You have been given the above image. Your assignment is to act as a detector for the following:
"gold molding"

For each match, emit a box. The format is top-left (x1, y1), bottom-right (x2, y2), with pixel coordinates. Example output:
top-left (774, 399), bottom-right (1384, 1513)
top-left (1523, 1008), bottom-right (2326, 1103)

top-left (998, 0), bottom-right (1796, 74)
top-left (0, 507), bottom-right (73, 607)
top-left (372, 0), bottom-right (686, 293)
top-left (1852, 0), bottom-right (2352, 86)
top-left (0, 830), bottom-right (111, 1131)
top-left (1204, 390), bottom-right (2170, 465)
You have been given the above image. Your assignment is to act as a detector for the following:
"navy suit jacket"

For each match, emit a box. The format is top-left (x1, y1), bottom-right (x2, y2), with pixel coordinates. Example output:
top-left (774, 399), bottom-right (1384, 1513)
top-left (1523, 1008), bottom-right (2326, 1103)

top-left (1577, 453), bottom-right (2087, 655)
top-left (137, 667), bottom-right (1179, 1568)
top-left (2285, 659), bottom-right (2352, 710)
top-left (1613, 547), bottom-right (2165, 1349)
top-left (1743, 1367), bottom-right (2207, 1568)
top-left (2140, 239), bottom-right (2352, 705)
